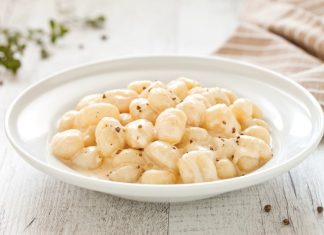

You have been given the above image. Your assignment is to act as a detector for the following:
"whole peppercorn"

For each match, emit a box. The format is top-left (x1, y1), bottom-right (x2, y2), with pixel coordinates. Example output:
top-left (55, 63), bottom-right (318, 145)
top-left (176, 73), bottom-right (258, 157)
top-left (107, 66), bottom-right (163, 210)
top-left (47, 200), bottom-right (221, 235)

top-left (282, 218), bottom-right (290, 225)
top-left (264, 204), bottom-right (271, 213)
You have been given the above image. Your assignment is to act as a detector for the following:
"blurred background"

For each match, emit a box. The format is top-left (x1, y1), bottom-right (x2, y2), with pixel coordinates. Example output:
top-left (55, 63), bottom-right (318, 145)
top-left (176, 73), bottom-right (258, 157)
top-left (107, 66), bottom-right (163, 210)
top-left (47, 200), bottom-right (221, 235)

top-left (0, 0), bottom-right (240, 79)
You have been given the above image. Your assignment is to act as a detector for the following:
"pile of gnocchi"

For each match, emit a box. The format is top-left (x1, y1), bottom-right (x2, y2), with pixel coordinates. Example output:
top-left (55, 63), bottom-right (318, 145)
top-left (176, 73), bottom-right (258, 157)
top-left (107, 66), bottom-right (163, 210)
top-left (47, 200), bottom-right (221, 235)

top-left (51, 77), bottom-right (272, 184)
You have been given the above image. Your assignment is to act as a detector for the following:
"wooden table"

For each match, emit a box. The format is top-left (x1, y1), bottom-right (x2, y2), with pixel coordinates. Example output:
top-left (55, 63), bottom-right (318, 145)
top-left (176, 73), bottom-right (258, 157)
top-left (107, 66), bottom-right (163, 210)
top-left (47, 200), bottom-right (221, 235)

top-left (1, 0), bottom-right (324, 234)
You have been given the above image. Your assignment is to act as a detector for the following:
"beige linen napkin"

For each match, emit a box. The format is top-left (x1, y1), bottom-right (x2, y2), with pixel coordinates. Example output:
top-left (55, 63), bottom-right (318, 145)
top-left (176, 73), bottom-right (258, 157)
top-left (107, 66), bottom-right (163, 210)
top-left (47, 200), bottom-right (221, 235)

top-left (216, 0), bottom-right (324, 107)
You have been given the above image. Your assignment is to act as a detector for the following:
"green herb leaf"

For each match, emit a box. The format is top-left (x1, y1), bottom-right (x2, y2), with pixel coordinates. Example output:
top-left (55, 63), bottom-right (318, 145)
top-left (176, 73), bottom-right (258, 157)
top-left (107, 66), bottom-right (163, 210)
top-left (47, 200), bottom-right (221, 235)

top-left (85, 15), bottom-right (106, 29)
top-left (0, 14), bottom-right (107, 74)
top-left (40, 47), bottom-right (50, 59)
top-left (49, 19), bottom-right (69, 44)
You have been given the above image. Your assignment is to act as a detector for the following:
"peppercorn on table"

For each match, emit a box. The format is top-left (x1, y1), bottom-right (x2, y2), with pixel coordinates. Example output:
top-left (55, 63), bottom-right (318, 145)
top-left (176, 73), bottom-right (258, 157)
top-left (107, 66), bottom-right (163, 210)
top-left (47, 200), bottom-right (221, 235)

top-left (1, 0), bottom-right (324, 234)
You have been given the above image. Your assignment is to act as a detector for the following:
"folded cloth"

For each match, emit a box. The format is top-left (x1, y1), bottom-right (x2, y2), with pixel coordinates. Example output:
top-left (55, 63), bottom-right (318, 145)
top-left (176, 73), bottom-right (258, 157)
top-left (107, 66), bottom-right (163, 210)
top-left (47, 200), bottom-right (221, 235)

top-left (215, 0), bottom-right (324, 107)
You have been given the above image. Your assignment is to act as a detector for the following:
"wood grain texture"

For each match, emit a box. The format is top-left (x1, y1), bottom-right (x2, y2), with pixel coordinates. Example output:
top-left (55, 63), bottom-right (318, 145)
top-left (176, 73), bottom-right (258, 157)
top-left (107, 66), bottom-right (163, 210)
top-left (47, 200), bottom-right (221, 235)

top-left (169, 143), bottom-right (324, 234)
top-left (1, 0), bottom-right (324, 234)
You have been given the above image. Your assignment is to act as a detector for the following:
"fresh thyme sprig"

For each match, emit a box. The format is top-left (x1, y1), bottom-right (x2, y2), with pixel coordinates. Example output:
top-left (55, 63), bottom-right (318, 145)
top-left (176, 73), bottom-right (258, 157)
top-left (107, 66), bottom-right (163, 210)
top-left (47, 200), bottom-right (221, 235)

top-left (0, 15), bottom-right (106, 75)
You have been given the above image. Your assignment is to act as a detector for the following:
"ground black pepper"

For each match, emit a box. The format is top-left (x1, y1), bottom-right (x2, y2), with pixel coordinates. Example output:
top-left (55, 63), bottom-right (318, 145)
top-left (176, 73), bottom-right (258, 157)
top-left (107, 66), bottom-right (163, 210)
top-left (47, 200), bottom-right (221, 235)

top-left (317, 206), bottom-right (323, 213)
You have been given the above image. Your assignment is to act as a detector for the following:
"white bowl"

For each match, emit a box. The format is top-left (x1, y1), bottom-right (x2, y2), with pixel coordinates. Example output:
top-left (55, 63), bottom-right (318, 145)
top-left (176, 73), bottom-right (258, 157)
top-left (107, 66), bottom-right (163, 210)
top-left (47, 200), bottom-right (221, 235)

top-left (5, 56), bottom-right (324, 202)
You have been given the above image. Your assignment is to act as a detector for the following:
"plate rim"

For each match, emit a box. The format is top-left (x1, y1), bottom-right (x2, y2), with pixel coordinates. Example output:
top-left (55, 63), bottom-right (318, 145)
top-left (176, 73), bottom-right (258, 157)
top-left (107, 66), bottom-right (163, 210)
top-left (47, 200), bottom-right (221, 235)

top-left (4, 55), bottom-right (324, 194)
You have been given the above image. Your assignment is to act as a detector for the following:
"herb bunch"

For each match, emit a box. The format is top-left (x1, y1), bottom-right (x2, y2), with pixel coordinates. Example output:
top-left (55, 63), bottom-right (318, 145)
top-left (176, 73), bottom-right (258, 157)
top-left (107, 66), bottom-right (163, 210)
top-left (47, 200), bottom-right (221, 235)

top-left (0, 15), bottom-right (106, 75)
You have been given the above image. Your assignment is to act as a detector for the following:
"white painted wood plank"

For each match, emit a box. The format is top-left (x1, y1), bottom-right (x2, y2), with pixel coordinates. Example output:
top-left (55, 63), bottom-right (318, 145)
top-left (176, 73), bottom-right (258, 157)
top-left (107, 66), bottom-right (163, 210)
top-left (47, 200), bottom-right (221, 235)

top-left (169, 141), bottom-right (324, 235)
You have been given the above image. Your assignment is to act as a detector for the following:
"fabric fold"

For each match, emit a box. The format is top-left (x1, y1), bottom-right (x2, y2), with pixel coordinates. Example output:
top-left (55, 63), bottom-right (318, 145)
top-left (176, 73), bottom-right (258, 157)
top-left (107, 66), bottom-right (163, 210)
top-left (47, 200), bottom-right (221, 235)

top-left (215, 0), bottom-right (324, 107)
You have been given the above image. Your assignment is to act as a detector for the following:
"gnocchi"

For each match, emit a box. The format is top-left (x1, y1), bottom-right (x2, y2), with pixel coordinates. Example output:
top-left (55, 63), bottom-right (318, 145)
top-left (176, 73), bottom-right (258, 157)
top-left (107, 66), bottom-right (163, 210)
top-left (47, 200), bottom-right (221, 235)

top-left (144, 141), bottom-right (181, 173)
top-left (51, 78), bottom-right (273, 184)
top-left (125, 119), bottom-right (155, 149)
top-left (155, 108), bottom-right (187, 145)
top-left (95, 117), bottom-right (126, 158)
top-left (51, 129), bottom-right (84, 160)
top-left (147, 87), bottom-right (180, 113)
top-left (178, 150), bottom-right (218, 183)
top-left (101, 89), bottom-right (138, 113)
top-left (57, 110), bottom-right (79, 131)
top-left (74, 103), bottom-right (119, 128)
top-left (129, 98), bottom-right (158, 123)
top-left (176, 94), bottom-right (208, 126)
top-left (72, 146), bottom-right (102, 170)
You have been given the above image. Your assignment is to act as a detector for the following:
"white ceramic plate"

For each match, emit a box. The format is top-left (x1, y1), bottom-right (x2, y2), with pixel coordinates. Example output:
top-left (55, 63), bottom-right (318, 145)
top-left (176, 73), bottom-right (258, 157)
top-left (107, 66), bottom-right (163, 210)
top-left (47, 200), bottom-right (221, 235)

top-left (5, 56), bottom-right (324, 202)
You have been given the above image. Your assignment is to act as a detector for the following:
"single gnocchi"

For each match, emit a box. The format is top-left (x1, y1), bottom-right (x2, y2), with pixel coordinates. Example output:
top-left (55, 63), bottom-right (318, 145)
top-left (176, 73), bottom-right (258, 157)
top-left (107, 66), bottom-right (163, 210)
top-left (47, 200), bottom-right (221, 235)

top-left (233, 135), bottom-right (272, 173)
top-left (216, 158), bottom-right (237, 179)
top-left (210, 137), bottom-right (237, 160)
top-left (72, 146), bottom-right (102, 170)
top-left (74, 103), bottom-right (119, 128)
top-left (177, 77), bottom-right (200, 89)
top-left (140, 81), bottom-right (166, 98)
top-left (51, 129), bottom-right (84, 160)
top-left (230, 99), bottom-right (262, 129)
top-left (178, 150), bottom-right (218, 183)
top-left (177, 127), bottom-right (210, 152)
top-left (147, 87), bottom-right (180, 113)
top-left (107, 165), bottom-right (143, 183)
top-left (57, 110), bottom-right (79, 131)
top-left (51, 77), bottom-right (273, 184)
top-left (176, 94), bottom-right (208, 127)
top-left (129, 98), bottom-right (158, 123)
top-left (243, 125), bottom-right (270, 144)
top-left (144, 141), bottom-right (181, 173)
top-left (128, 80), bottom-right (153, 94)
top-left (111, 149), bottom-right (146, 168)
top-left (155, 108), bottom-right (187, 145)
top-left (82, 125), bottom-right (97, 147)
top-left (204, 104), bottom-right (241, 138)
top-left (167, 80), bottom-right (188, 100)
top-left (125, 119), bottom-right (155, 149)
top-left (75, 94), bottom-right (102, 110)
top-left (140, 169), bottom-right (177, 184)
top-left (101, 89), bottom-right (138, 113)
top-left (95, 117), bottom-right (126, 158)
